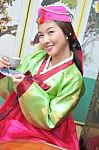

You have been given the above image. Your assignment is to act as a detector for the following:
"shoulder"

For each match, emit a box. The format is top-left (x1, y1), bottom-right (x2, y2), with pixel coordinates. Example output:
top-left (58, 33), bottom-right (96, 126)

top-left (16, 45), bottom-right (47, 72)
top-left (59, 63), bottom-right (85, 96)
top-left (21, 44), bottom-right (47, 63)
top-left (62, 63), bottom-right (84, 86)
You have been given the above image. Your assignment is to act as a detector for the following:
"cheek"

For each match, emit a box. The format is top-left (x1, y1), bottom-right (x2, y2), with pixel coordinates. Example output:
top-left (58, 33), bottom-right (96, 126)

top-left (54, 32), bottom-right (65, 43)
top-left (52, 35), bottom-right (59, 44)
top-left (39, 38), bottom-right (44, 45)
top-left (58, 38), bottom-right (67, 49)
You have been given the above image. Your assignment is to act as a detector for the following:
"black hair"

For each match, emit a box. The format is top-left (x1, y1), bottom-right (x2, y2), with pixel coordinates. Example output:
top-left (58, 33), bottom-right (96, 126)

top-left (33, 33), bottom-right (39, 45)
top-left (54, 20), bottom-right (83, 74)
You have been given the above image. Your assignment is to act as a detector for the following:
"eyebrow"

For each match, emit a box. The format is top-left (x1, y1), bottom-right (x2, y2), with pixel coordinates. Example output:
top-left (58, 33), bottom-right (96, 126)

top-left (38, 27), bottom-right (54, 34)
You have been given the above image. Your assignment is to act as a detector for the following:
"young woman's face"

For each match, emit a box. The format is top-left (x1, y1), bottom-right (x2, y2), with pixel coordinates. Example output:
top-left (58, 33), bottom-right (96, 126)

top-left (38, 21), bottom-right (68, 57)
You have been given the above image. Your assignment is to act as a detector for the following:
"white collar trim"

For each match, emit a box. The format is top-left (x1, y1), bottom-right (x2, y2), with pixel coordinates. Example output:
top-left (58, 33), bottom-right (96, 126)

top-left (41, 52), bottom-right (73, 74)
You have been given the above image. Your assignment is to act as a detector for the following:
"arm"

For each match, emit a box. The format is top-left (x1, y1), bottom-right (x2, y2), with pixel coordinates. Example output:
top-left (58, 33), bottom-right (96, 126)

top-left (0, 48), bottom-right (46, 100)
top-left (17, 73), bottom-right (85, 130)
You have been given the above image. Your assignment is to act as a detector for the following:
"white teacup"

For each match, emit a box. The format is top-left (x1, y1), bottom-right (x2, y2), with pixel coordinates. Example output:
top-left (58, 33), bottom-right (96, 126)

top-left (8, 56), bottom-right (21, 69)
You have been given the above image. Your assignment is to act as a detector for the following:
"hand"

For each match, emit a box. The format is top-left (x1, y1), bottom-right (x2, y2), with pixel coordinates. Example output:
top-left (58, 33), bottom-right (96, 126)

top-left (0, 56), bottom-right (11, 68)
top-left (12, 74), bottom-right (25, 87)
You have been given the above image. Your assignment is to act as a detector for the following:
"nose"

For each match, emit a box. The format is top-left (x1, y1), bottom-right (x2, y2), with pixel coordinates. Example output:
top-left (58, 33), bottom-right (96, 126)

top-left (43, 34), bottom-right (50, 44)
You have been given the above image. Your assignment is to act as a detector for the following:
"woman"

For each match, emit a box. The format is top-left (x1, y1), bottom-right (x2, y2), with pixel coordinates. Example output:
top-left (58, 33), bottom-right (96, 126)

top-left (0, 5), bottom-right (85, 150)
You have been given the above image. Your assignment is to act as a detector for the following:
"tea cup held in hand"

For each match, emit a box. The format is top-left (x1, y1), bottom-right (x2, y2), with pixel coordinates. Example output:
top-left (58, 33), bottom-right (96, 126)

top-left (8, 56), bottom-right (21, 69)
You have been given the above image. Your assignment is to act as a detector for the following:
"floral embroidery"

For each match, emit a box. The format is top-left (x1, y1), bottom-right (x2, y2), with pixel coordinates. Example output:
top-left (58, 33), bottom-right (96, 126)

top-left (72, 95), bottom-right (79, 106)
top-left (41, 107), bottom-right (48, 115)
top-left (50, 111), bottom-right (63, 124)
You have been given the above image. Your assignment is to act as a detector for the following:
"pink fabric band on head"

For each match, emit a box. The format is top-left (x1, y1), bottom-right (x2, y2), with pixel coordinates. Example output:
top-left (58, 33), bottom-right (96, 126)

top-left (37, 5), bottom-right (71, 24)
top-left (37, 5), bottom-right (83, 74)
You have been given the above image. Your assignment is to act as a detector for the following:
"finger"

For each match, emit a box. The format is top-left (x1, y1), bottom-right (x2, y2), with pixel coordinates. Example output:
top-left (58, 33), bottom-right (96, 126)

top-left (0, 57), bottom-right (11, 67)
top-left (12, 74), bottom-right (25, 84)
top-left (2, 56), bottom-right (9, 62)
top-left (14, 74), bottom-right (25, 79)
top-left (12, 76), bottom-right (22, 86)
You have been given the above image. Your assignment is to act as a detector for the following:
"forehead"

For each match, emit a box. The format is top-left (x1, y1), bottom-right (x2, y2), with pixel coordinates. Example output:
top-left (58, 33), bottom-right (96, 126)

top-left (38, 20), bottom-right (59, 32)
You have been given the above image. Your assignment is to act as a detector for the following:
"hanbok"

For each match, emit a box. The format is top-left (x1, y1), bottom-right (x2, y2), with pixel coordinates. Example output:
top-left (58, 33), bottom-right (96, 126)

top-left (0, 47), bottom-right (85, 150)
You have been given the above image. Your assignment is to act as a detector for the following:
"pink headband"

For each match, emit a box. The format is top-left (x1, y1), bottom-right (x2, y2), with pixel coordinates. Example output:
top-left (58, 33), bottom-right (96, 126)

top-left (37, 5), bottom-right (83, 74)
top-left (37, 5), bottom-right (71, 24)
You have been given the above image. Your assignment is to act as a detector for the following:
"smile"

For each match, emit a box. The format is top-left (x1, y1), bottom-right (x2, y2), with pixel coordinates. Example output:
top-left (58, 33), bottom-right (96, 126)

top-left (45, 45), bottom-right (53, 51)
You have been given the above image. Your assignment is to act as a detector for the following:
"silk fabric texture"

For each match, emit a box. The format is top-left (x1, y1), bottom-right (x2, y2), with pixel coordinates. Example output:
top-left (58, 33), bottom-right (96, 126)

top-left (0, 46), bottom-right (85, 150)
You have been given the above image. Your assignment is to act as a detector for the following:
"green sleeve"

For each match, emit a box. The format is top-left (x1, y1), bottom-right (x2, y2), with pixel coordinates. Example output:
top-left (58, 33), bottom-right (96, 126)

top-left (18, 73), bottom-right (85, 130)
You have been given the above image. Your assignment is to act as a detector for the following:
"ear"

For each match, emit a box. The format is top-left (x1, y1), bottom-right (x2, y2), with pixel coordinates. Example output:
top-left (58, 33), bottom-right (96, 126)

top-left (65, 36), bottom-right (68, 40)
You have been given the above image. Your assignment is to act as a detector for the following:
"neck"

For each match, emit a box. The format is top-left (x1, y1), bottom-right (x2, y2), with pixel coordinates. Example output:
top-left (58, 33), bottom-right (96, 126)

top-left (51, 44), bottom-right (71, 66)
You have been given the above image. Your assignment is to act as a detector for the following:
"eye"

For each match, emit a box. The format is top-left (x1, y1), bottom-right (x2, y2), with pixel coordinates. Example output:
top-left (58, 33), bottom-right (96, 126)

top-left (48, 30), bottom-right (54, 35)
top-left (38, 34), bottom-right (44, 39)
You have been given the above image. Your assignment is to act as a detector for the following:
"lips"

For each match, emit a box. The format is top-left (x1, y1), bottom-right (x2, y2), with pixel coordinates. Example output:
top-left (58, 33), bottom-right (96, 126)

top-left (45, 45), bottom-right (53, 51)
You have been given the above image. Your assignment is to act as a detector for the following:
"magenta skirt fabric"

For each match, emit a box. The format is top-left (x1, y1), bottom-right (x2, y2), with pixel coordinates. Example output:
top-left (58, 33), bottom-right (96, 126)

top-left (0, 99), bottom-right (79, 150)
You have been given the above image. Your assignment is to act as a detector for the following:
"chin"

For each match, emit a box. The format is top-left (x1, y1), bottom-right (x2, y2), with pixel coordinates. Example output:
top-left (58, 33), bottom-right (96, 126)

top-left (47, 51), bottom-right (56, 56)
